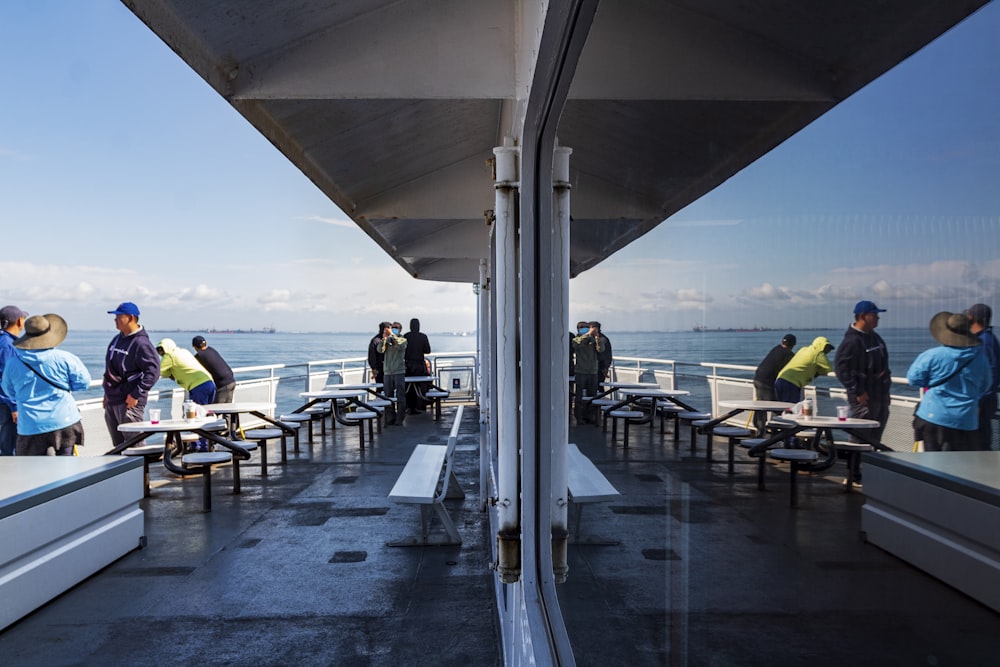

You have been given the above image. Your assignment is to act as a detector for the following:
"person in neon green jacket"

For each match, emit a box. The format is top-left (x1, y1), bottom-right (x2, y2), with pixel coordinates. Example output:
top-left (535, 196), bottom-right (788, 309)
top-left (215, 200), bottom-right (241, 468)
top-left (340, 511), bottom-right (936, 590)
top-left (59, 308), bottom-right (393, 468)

top-left (773, 336), bottom-right (834, 403)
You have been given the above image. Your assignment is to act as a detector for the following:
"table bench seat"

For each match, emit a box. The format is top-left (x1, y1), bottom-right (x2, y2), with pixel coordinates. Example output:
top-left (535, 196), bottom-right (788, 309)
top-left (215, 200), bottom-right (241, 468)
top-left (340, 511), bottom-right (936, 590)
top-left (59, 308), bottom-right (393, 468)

top-left (567, 443), bottom-right (620, 544)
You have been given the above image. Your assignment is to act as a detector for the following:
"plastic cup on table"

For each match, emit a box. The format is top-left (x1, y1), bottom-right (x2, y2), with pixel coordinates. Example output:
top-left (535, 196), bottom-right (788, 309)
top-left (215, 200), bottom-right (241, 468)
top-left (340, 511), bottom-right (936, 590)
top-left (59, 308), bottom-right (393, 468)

top-left (837, 405), bottom-right (849, 421)
top-left (149, 409), bottom-right (161, 425)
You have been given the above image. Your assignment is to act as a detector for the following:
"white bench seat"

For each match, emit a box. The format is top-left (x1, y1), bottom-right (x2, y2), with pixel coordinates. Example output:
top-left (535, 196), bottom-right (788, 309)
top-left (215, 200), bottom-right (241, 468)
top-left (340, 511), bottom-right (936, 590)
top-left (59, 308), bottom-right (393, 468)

top-left (387, 405), bottom-right (465, 546)
top-left (567, 443), bottom-right (620, 544)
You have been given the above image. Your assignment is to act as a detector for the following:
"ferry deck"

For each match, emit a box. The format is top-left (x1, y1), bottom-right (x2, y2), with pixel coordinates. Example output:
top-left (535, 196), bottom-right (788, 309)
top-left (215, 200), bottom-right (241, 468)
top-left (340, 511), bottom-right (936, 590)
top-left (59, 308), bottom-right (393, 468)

top-left (1, 401), bottom-right (996, 665)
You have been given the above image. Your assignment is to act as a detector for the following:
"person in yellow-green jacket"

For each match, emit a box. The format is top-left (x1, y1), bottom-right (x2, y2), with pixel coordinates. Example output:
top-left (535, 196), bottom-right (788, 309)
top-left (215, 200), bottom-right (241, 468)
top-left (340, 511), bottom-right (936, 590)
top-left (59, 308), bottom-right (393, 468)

top-left (773, 336), bottom-right (835, 403)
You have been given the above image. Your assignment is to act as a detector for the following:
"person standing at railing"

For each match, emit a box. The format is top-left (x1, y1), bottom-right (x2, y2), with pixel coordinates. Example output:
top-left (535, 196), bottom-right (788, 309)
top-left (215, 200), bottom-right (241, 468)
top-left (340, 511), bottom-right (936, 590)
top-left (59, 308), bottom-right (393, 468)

top-left (192, 336), bottom-right (236, 403)
top-left (907, 311), bottom-right (990, 452)
top-left (156, 338), bottom-right (216, 451)
top-left (752, 333), bottom-right (796, 402)
top-left (0, 305), bottom-right (28, 456)
top-left (404, 318), bottom-right (432, 414)
top-left (594, 321), bottom-right (613, 382)
top-left (835, 300), bottom-right (892, 453)
top-left (964, 304), bottom-right (999, 450)
top-left (367, 321), bottom-right (388, 384)
top-left (103, 302), bottom-right (160, 448)
top-left (774, 336), bottom-right (834, 404)
top-left (2, 313), bottom-right (91, 455)
top-left (378, 322), bottom-right (408, 425)
top-left (572, 322), bottom-right (603, 425)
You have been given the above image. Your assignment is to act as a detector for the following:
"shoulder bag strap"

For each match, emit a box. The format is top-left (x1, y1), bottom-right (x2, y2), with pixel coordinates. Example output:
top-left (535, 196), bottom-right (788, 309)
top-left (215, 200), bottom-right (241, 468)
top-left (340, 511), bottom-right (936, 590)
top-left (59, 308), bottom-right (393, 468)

top-left (17, 355), bottom-right (71, 393)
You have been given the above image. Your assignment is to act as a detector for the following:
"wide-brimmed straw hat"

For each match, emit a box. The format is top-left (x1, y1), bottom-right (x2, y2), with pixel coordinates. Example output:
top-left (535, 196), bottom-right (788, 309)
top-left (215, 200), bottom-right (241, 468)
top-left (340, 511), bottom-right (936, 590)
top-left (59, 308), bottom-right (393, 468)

top-left (929, 311), bottom-right (980, 348)
top-left (14, 313), bottom-right (68, 350)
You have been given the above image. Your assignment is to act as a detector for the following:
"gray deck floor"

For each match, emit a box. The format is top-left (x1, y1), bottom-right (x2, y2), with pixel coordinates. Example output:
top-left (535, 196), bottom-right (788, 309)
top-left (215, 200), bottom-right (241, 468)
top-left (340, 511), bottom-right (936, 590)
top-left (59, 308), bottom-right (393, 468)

top-left (1, 406), bottom-right (997, 666)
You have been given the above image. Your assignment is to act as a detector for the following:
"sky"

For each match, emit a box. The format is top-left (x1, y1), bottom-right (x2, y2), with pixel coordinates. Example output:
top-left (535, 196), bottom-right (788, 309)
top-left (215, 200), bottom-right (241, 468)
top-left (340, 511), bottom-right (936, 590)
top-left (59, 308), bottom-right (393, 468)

top-left (1, 2), bottom-right (998, 334)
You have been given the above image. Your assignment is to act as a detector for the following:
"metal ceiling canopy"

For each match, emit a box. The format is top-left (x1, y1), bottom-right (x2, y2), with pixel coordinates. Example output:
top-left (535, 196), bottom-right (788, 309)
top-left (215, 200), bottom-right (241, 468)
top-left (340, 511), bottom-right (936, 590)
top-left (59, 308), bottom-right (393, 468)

top-left (122, 0), bottom-right (988, 283)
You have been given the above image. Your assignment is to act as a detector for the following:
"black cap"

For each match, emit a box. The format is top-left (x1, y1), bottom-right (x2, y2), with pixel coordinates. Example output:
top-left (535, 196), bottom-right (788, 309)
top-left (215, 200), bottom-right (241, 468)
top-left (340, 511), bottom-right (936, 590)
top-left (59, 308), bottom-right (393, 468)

top-left (192, 336), bottom-right (207, 348)
top-left (781, 334), bottom-right (796, 346)
top-left (965, 303), bottom-right (992, 326)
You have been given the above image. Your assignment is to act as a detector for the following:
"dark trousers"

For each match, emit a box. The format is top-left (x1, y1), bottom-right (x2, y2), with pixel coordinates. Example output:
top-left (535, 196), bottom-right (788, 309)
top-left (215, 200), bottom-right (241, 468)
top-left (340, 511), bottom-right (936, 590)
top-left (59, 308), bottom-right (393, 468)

top-left (915, 415), bottom-right (978, 451)
top-left (849, 394), bottom-right (889, 445)
top-left (974, 393), bottom-right (997, 450)
top-left (0, 403), bottom-right (16, 456)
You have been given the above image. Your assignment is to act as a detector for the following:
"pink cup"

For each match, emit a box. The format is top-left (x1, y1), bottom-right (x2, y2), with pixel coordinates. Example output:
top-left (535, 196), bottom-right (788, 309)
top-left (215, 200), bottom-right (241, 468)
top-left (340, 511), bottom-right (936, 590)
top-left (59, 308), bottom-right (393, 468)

top-left (837, 405), bottom-right (849, 421)
top-left (149, 408), bottom-right (161, 424)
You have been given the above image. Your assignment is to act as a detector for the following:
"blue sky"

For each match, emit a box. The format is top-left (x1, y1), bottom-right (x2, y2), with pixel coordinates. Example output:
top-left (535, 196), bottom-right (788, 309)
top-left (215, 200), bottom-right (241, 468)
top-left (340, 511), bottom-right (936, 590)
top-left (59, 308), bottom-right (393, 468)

top-left (1, 2), bottom-right (998, 333)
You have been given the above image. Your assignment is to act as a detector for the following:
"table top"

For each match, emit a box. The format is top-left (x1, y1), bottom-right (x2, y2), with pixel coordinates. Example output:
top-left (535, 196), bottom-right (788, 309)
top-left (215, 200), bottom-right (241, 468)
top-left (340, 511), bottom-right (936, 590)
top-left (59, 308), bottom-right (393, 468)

top-left (601, 382), bottom-right (658, 389)
top-left (788, 416), bottom-right (880, 428)
top-left (202, 401), bottom-right (275, 414)
top-left (718, 400), bottom-right (794, 411)
top-left (325, 383), bottom-right (382, 390)
top-left (623, 388), bottom-right (690, 398)
top-left (404, 375), bottom-right (435, 382)
top-left (118, 418), bottom-right (228, 433)
top-left (300, 389), bottom-right (365, 399)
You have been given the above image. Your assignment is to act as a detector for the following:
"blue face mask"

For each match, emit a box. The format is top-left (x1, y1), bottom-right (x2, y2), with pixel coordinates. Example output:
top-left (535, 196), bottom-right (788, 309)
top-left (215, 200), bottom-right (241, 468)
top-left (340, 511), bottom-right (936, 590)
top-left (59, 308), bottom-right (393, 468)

top-left (578, 327), bottom-right (589, 335)
top-left (391, 328), bottom-right (400, 335)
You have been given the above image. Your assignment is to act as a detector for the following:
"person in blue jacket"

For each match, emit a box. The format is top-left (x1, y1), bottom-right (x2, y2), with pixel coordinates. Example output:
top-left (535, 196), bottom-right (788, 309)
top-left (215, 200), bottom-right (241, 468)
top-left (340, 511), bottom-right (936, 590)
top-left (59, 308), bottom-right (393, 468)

top-left (0, 305), bottom-right (28, 455)
top-left (907, 311), bottom-right (991, 452)
top-left (966, 303), bottom-right (999, 450)
top-left (0, 313), bottom-right (91, 456)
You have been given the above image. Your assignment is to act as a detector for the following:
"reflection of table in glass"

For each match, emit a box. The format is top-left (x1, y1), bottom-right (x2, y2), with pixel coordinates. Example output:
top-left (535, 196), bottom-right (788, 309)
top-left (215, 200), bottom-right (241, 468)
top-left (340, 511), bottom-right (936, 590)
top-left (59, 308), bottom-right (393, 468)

top-left (601, 388), bottom-right (695, 428)
top-left (404, 376), bottom-right (450, 420)
top-left (747, 415), bottom-right (885, 490)
top-left (111, 418), bottom-right (251, 498)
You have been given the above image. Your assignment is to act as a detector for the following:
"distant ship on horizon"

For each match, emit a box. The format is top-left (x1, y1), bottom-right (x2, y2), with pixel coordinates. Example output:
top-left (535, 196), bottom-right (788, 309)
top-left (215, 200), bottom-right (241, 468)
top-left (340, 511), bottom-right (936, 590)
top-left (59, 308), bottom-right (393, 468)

top-left (204, 326), bottom-right (276, 334)
top-left (693, 324), bottom-right (774, 333)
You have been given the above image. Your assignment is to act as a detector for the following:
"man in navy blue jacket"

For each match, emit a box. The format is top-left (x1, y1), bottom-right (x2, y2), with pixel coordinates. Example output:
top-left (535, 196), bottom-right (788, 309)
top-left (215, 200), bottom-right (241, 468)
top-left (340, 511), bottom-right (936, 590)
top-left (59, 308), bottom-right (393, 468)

top-left (967, 303), bottom-right (1000, 450)
top-left (103, 302), bottom-right (160, 447)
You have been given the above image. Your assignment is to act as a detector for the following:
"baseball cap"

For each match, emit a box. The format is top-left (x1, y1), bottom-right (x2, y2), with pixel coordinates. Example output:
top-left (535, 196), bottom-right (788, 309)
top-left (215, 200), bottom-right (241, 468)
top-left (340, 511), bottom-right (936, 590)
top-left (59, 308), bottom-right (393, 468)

top-left (781, 334), bottom-right (796, 346)
top-left (108, 302), bottom-right (140, 316)
top-left (964, 303), bottom-right (992, 326)
top-left (0, 305), bottom-right (28, 329)
top-left (853, 300), bottom-right (886, 315)
top-left (192, 335), bottom-right (207, 347)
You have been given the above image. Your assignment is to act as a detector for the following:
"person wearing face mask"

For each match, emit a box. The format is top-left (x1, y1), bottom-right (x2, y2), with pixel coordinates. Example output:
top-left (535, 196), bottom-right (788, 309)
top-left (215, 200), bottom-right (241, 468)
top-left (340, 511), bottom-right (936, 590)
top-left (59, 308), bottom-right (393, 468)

top-left (377, 321), bottom-right (408, 425)
top-left (572, 321), bottom-right (603, 425)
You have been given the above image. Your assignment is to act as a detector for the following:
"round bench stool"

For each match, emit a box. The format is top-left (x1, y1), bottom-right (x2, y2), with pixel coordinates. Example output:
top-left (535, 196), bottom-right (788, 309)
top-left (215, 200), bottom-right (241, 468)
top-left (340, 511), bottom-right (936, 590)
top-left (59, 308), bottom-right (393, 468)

top-left (657, 403), bottom-right (684, 436)
top-left (710, 426), bottom-right (754, 472)
top-left (832, 441), bottom-right (873, 491)
top-left (768, 448), bottom-right (819, 507)
top-left (343, 410), bottom-right (378, 449)
top-left (676, 411), bottom-right (710, 449)
top-left (180, 451), bottom-right (232, 512)
top-left (243, 428), bottom-right (287, 475)
top-left (123, 443), bottom-right (164, 497)
top-left (279, 413), bottom-right (314, 446)
top-left (738, 438), bottom-right (770, 490)
top-left (425, 389), bottom-right (450, 420)
top-left (608, 409), bottom-right (644, 447)
top-left (590, 398), bottom-right (616, 428)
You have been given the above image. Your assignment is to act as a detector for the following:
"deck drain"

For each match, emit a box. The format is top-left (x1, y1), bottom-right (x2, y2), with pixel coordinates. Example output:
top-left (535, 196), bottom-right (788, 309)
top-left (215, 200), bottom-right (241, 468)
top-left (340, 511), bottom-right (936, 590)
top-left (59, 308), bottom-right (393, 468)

top-left (333, 475), bottom-right (358, 484)
top-left (329, 507), bottom-right (389, 517)
top-left (329, 551), bottom-right (367, 563)
top-left (237, 538), bottom-right (262, 549)
top-left (636, 473), bottom-right (663, 482)
top-left (641, 548), bottom-right (680, 561)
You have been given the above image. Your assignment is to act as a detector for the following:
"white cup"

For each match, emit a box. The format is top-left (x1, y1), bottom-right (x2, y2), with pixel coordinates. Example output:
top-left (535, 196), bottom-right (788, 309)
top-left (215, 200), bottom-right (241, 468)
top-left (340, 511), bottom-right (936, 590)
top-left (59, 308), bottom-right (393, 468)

top-left (837, 405), bottom-right (849, 421)
top-left (149, 408), bottom-right (161, 424)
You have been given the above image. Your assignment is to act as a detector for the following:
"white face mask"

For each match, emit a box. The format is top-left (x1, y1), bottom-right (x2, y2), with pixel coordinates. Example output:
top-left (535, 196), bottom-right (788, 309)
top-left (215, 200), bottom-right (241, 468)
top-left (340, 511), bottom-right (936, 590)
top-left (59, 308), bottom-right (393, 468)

top-left (391, 328), bottom-right (400, 335)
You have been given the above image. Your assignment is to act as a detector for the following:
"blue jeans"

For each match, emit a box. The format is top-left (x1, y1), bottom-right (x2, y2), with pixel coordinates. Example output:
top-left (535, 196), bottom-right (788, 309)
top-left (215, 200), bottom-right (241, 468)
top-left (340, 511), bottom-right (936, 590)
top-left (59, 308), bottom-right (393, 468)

top-left (0, 403), bottom-right (16, 456)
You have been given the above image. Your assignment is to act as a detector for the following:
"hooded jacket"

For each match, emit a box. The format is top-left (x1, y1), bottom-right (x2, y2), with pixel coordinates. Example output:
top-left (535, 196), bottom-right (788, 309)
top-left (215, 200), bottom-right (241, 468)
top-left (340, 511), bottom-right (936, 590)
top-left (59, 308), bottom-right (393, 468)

top-left (1, 347), bottom-right (91, 435)
top-left (157, 338), bottom-right (213, 392)
top-left (907, 344), bottom-right (991, 430)
top-left (776, 337), bottom-right (834, 388)
top-left (404, 318), bottom-right (431, 376)
top-left (104, 326), bottom-right (160, 405)
top-left (835, 324), bottom-right (890, 401)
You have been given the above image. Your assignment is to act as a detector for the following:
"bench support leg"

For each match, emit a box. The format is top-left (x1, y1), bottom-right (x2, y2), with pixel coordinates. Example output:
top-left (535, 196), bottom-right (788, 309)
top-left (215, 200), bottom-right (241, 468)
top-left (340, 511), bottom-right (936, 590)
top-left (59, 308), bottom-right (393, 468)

top-left (567, 504), bottom-right (619, 546)
top-left (387, 502), bottom-right (462, 547)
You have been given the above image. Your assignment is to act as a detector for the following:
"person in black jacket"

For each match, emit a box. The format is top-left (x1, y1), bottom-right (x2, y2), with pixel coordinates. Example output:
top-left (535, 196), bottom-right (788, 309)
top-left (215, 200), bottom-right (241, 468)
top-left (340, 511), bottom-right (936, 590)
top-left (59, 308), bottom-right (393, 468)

top-left (192, 336), bottom-right (236, 403)
top-left (753, 334), bottom-right (796, 401)
top-left (367, 321), bottom-right (388, 384)
top-left (404, 318), bottom-right (432, 414)
top-left (835, 300), bottom-right (891, 446)
top-left (103, 302), bottom-right (160, 447)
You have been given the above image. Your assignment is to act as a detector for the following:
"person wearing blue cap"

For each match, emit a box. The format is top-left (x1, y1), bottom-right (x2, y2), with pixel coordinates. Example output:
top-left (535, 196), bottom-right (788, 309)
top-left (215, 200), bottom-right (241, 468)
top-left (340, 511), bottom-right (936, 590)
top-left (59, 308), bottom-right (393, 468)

top-left (835, 300), bottom-right (892, 465)
top-left (0, 305), bottom-right (29, 455)
top-left (103, 302), bottom-right (160, 446)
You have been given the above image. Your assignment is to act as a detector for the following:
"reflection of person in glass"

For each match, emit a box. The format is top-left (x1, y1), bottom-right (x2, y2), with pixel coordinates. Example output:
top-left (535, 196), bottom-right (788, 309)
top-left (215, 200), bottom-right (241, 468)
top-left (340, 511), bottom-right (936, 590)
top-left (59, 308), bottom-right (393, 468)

top-left (908, 311), bottom-right (990, 452)
top-left (1, 313), bottom-right (91, 456)
top-left (571, 321), bottom-right (603, 425)
top-left (835, 301), bottom-right (891, 446)
top-left (378, 322), bottom-right (408, 425)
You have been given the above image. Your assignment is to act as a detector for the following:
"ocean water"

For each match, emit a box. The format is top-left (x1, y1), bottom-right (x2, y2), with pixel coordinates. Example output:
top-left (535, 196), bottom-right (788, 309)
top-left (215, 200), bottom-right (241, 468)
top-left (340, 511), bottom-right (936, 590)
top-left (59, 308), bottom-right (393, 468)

top-left (60, 326), bottom-right (933, 403)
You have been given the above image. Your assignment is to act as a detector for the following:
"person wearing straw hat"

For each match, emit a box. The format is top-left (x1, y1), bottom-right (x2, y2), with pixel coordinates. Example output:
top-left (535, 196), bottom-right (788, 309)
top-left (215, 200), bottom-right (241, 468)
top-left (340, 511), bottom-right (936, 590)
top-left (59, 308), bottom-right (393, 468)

top-left (907, 311), bottom-right (991, 452)
top-left (0, 313), bottom-right (91, 456)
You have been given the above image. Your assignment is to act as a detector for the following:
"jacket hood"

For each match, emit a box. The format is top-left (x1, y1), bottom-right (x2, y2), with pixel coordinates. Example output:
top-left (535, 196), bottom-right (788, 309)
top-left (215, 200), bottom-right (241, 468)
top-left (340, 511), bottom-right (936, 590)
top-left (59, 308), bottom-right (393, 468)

top-left (156, 338), bottom-right (178, 354)
top-left (810, 336), bottom-right (834, 354)
top-left (409, 318), bottom-right (420, 332)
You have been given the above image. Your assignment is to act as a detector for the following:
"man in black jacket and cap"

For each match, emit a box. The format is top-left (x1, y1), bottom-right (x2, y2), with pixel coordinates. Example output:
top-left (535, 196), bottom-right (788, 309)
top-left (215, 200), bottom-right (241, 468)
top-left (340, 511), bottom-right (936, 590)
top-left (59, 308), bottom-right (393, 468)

top-left (404, 318), bottom-right (432, 414)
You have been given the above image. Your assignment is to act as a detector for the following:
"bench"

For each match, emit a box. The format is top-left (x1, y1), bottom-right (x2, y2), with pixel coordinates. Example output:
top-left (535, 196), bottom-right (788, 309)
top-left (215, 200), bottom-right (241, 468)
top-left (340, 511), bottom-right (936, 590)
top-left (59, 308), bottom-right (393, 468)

top-left (567, 443), bottom-right (621, 544)
top-left (387, 405), bottom-right (466, 546)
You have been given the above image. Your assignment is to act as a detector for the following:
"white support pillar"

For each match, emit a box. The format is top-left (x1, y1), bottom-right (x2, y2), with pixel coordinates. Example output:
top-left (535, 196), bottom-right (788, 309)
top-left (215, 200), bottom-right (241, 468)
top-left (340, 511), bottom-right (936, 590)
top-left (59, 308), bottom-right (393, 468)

top-left (493, 139), bottom-right (521, 583)
top-left (477, 257), bottom-right (491, 511)
top-left (550, 144), bottom-right (572, 583)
